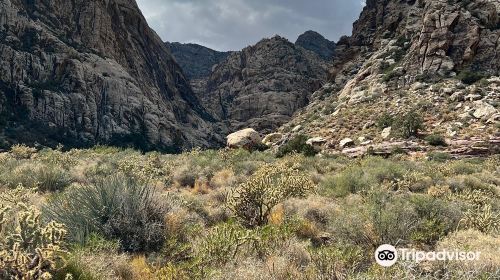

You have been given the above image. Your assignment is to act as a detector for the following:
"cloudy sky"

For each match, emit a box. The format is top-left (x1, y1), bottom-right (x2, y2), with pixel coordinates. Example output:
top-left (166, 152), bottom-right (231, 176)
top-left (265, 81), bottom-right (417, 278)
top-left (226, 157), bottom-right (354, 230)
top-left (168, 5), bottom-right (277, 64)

top-left (136, 0), bottom-right (366, 51)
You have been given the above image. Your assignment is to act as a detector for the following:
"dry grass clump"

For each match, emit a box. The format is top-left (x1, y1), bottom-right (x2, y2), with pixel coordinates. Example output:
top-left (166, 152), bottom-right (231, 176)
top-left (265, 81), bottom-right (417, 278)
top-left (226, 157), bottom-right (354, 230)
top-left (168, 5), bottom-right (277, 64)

top-left (436, 230), bottom-right (500, 274)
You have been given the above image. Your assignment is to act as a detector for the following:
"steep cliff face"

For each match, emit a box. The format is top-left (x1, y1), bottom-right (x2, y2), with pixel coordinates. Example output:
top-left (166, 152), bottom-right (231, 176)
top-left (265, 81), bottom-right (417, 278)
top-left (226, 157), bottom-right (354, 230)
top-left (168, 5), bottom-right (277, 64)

top-left (282, 0), bottom-right (499, 154)
top-left (166, 42), bottom-right (231, 81)
top-left (199, 36), bottom-right (329, 134)
top-left (0, 0), bottom-right (220, 150)
top-left (295, 30), bottom-right (336, 60)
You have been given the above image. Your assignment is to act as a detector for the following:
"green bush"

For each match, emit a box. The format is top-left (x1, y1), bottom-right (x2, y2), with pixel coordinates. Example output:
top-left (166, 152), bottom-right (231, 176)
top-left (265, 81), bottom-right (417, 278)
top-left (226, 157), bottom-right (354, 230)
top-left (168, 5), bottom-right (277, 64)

top-left (376, 113), bottom-right (394, 129)
top-left (277, 135), bottom-right (317, 158)
top-left (456, 70), bottom-right (485, 85)
top-left (394, 111), bottom-right (424, 138)
top-left (425, 134), bottom-right (447, 146)
top-left (321, 157), bottom-right (407, 197)
top-left (427, 152), bottom-right (452, 162)
top-left (329, 192), bottom-right (418, 247)
top-left (43, 176), bottom-right (169, 253)
top-left (409, 195), bottom-right (462, 245)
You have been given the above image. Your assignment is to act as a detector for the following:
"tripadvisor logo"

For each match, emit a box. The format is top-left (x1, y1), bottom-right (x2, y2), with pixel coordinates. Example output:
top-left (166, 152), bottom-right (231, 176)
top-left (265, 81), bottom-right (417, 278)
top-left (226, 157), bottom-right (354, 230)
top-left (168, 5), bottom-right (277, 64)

top-left (375, 244), bottom-right (481, 267)
top-left (375, 244), bottom-right (398, 267)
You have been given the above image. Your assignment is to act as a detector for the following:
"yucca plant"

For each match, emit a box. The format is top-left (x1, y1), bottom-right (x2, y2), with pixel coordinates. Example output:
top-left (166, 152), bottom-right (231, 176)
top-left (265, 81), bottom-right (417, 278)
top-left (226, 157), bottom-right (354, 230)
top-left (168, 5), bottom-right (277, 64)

top-left (43, 175), bottom-right (169, 252)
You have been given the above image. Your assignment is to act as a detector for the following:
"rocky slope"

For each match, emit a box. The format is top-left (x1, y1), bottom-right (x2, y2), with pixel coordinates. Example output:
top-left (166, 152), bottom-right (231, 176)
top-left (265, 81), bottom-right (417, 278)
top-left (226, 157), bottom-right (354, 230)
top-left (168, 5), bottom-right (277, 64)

top-left (279, 0), bottom-right (500, 156)
top-left (295, 30), bottom-right (336, 60)
top-left (0, 0), bottom-right (221, 151)
top-left (198, 36), bottom-right (330, 134)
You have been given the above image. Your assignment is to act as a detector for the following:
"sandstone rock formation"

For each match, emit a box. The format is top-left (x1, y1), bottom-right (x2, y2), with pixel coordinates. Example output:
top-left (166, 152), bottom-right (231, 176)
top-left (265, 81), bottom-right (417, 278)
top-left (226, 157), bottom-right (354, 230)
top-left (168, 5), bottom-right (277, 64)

top-left (227, 128), bottom-right (262, 150)
top-left (262, 133), bottom-right (283, 147)
top-left (200, 36), bottom-right (330, 134)
top-left (0, 0), bottom-right (220, 151)
top-left (295, 31), bottom-right (336, 60)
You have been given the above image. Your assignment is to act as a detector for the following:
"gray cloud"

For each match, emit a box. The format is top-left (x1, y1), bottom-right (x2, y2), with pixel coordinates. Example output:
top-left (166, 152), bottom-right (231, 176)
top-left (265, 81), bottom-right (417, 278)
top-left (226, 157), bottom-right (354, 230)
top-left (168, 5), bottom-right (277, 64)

top-left (137, 0), bottom-right (365, 51)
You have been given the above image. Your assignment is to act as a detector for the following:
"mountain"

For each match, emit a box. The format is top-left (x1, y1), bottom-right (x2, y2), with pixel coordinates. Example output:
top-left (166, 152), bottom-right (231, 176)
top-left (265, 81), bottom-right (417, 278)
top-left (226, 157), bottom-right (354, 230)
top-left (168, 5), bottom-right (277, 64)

top-left (295, 30), bottom-right (336, 60)
top-left (0, 0), bottom-right (220, 151)
top-left (200, 36), bottom-right (330, 133)
top-left (280, 0), bottom-right (499, 155)
top-left (165, 42), bottom-right (231, 81)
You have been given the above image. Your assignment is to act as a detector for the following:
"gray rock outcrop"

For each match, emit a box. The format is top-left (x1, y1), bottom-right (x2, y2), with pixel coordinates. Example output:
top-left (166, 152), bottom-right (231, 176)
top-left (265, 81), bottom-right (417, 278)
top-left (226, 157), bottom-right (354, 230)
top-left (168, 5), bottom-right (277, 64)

top-left (0, 0), bottom-right (220, 150)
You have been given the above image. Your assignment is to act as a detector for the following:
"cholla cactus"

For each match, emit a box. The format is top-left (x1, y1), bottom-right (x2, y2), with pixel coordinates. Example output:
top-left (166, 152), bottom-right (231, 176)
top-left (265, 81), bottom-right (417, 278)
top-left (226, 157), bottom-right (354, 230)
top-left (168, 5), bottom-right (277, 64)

top-left (197, 222), bottom-right (256, 266)
top-left (460, 204), bottom-right (500, 234)
top-left (227, 163), bottom-right (315, 227)
top-left (9, 144), bottom-right (37, 160)
top-left (0, 204), bottom-right (67, 279)
top-left (117, 153), bottom-right (165, 182)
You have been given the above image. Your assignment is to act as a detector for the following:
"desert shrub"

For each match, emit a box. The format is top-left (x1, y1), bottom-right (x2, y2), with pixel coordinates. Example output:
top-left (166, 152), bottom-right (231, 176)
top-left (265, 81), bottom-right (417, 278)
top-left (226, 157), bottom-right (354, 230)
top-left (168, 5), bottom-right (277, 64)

top-left (376, 113), bottom-right (394, 129)
top-left (329, 191), bottom-right (459, 248)
top-left (210, 168), bottom-right (237, 189)
top-left (307, 244), bottom-right (365, 278)
top-left (117, 152), bottom-right (166, 183)
top-left (44, 176), bottom-right (169, 252)
top-left (321, 167), bottom-right (367, 197)
top-left (276, 135), bottom-right (317, 158)
top-left (456, 70), bottom-right (485, 85)
top-left (321, 157), bottom-right (407, 197)
top-left (55, 233), bottom-right (133, 280)
top-left (427, 152), bottom-right (452, 162)
top-left (437, 230), bottom-right (500, 275)
top-left (227, 163), bottom-right (315, 227)
top-left (390, 171), bottom-right (434, 192)
top-left (37, 148), bottom-right (79, 167)
top-left (460, 204), bottom-right (499, 234)
top-left (393, 111), bottom-right (424, 138)
top-left (425, 134), bottom-right (447, 146)
top-left (0, 201), bottom-right (67, 279)
top-left (9, 144), bottom-right (37, 159)
top-left (446, 160), bottom-right (481, 175)
top-left (329, 193), bottom-right (418, 248)
top-left (35, 165), bottom-right (74, 192)
top-left (196, 222), bottom-right (255, 267)
top-left (0, 163), bottom-right (73, 192)
top-left (409, 195), bottom-right (462, 245)
top-left (252, 223), bottom-right (297, 258)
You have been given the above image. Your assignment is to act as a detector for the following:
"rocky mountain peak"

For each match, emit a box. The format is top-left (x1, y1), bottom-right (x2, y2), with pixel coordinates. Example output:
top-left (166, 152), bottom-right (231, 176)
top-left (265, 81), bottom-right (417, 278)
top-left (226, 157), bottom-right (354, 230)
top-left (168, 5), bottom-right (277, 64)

top-left (166, 42), bottom-right (231, 81)
top-left (198, 35), bottom-right (330, 134)
top-left (295, 30), bottom-right (336, 60)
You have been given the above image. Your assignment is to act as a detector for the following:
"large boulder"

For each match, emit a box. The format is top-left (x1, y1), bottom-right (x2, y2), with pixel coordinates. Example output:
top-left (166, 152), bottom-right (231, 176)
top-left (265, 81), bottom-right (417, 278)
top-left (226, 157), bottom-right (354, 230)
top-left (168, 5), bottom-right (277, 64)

top-left (473, 101), bottom-right (497, 119)
top-left (306, 137), bottom-right (327, 151)
top-left (262, 133), bottom-right (283, 146)
top-left (381, 127), bottom-right (392, 139)
top-left (227, 129), bottom-right (262, 150)
top-left (339, 138), bottom-right (355, 149)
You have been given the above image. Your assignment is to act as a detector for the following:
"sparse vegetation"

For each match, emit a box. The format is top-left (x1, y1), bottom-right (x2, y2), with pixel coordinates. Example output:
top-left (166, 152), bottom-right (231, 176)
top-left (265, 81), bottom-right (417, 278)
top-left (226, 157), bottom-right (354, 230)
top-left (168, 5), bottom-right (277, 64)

top-left (456, 70), bottom-right (486, 85)
top-left (276, 134), bottom-right (317, 157)
top-left (0, 147), bottom-right (497, 279)
top-left (376, 113), bottom-right (394, 129)
top-left (393, 110), bottom-right (424, 138)
top-left (425, 134), bottom-right (447, 146)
